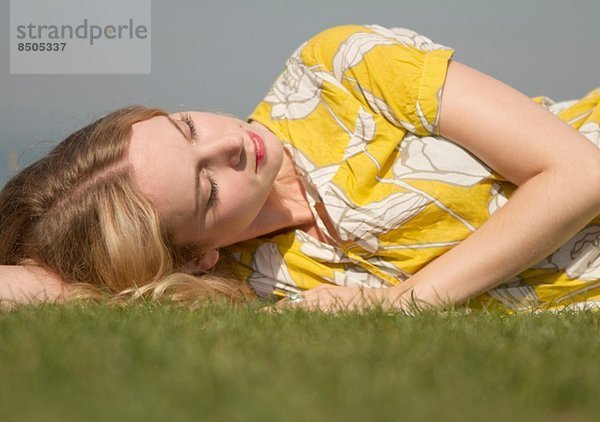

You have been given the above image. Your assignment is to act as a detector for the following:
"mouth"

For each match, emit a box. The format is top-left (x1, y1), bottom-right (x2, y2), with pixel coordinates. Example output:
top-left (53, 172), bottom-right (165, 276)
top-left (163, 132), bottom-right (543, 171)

top-left (248, 130), bottom-right (265, 172)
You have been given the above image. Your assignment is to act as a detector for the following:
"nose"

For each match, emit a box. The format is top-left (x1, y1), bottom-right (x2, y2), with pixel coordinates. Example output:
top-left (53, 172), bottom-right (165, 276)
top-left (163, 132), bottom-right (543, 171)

top-left (199, 133), bottom-right (244, 168)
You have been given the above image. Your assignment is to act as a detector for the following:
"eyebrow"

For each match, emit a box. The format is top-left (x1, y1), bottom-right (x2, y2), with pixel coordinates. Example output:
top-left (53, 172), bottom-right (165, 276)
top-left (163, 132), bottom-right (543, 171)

top-left (165, 115), bottom-right (203, 215)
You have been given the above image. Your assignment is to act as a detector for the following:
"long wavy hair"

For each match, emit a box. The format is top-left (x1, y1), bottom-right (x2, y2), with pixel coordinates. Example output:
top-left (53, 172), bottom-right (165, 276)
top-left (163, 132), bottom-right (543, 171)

top-left (0, 105), bottom-right (254, 307)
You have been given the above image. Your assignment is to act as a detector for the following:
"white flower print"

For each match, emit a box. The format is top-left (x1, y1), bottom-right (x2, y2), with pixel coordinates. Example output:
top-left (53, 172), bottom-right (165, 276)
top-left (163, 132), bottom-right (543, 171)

top-left (580, 122), bottom-right (600, 147)
top-left (547, 300), bottom-right (600, 312)
top-left (285, 145), bottom-right (339, 191)
top-left (416, 97), bottom-right (438, 135)
top-left (327, 266), bottom-right (388, 289)
top-left (297, 230), bottom-right (346, 263)
top-left (543, 225), bottom-right (600, 280)
top-left (328, 25), bottom-right (450, 134)
top-left (312, 68), bottom-right (350, 93)
top-left (487, 277), bottom-right (541, 310)
top-left (544, 98), bottom-right (597, 128)
top-left (365, 24), bottom-right (453, 52)
top-left (264, 42), bottom-right (322, 120)
top-left (331, 30), bottom-right (397, 82)
top-left (248, 242), bottom-right (299, 298)
top-left (349, 81), bottom-right (417, 133)
top-left (322, 183), bottom-right (431, 253)
top-left (547, 98), bottom-right (578, 116)
top-left (343, 106), bottom-right (377, 161)
top-left (331, 24), bottom-right (451, 84)
top-left (393, 133), bottom-right (492, 186)
top-left (488, 182), bottom-right (509, 216)
top-left (365, 255), bottom-right (411, 282)
top-left (297, 224), bottom-right (410, 284)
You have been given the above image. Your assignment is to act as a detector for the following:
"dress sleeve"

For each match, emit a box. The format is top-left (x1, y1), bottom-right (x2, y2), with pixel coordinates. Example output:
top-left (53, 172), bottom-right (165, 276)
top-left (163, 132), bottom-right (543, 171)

top-left (299, 24), bottom-right (455, 137)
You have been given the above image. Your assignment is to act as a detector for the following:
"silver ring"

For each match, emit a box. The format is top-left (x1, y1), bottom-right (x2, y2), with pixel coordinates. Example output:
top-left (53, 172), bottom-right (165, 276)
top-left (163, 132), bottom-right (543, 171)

top-left (288, 293), bottom-right (305, 303)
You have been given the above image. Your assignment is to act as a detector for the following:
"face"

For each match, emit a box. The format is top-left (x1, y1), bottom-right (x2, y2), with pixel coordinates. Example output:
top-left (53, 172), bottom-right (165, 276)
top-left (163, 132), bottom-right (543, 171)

top-left (128, 111), bottom-right (284, 252)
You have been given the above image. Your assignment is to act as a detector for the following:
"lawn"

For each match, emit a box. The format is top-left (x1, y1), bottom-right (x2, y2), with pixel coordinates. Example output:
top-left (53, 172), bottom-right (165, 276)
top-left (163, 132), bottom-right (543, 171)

top-left (0, 301), bottom-right (598, 421)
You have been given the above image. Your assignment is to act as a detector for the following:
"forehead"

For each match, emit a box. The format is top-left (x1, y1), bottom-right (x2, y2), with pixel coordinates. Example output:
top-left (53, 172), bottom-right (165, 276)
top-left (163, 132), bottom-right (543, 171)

top-left (128, 115), bottom-right (187, 199)
top-left (129, 115), bottom-right (175, 159)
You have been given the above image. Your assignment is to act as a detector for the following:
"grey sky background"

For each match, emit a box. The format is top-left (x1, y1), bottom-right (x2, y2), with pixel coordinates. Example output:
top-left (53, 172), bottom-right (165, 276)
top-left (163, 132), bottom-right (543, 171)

top-left (1, 0), bottom-right (599, 187)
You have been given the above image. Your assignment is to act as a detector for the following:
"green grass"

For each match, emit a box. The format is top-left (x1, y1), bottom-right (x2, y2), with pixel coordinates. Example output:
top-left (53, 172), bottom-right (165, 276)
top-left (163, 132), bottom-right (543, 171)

top-left (0, 301), bottom-right (599, 421)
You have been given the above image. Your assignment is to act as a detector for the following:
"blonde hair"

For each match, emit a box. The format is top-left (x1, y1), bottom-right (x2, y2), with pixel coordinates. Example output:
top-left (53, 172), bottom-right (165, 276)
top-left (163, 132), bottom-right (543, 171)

top-left (0, 105), bottom-right (254, 307)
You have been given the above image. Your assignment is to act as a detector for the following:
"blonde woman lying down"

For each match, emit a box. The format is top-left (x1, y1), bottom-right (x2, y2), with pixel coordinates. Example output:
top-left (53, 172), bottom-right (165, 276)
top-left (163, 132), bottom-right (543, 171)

top-left (1, 24), bottom-right (600, 313)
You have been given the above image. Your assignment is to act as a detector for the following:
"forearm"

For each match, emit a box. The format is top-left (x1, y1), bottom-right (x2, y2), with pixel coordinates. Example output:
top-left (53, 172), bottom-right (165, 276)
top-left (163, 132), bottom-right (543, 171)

top-left (0, 265), bottom-right (67, 307)
top-left (390, 166), bottom-right (600, 308)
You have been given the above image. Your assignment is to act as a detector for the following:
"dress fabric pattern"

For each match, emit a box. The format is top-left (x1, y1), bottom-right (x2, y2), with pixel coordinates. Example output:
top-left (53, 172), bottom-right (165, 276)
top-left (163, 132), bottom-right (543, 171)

top-left (221, 24), bottom-right (600, 312)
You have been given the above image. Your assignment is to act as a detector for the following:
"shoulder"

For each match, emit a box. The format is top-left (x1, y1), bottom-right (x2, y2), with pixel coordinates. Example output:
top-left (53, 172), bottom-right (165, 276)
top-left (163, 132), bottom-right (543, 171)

top-left (282, 24), bottom-right (369, 70)
top-left (288, 24), bottom-right (454, 85)
top-left (297, 23), bottom-right (452, 64)
top-left (302, 24), bottom-right (371, 48)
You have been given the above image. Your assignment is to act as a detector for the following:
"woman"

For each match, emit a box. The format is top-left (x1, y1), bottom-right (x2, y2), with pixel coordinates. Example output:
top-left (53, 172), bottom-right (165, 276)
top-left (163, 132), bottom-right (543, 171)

top-left (1, 24), bottom-right (599, 313)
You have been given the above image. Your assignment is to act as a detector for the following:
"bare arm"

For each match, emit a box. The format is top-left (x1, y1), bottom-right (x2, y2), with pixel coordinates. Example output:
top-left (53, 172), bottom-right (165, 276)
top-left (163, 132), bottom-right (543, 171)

top-left (0, 265), bottom-right (67, 308)
top-left (390, 60), bottom-right (600, 308)
top-left (271, 60), bottom-right (600, 313)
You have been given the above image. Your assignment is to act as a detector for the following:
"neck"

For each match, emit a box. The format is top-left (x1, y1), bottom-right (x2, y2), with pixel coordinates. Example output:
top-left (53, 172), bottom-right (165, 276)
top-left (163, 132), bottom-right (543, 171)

top-left (219, 148), bottom-right (315, 247)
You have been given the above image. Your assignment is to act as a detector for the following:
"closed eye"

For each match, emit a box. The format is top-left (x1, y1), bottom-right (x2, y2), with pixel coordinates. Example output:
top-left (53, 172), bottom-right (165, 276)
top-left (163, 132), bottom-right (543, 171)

top-left (205, 171), bottom-right (220, 209)
top-left (179, 112), bottom-right (198, 141)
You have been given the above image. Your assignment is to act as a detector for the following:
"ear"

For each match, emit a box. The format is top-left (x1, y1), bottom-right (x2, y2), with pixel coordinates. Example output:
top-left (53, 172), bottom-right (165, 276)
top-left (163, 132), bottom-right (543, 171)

top-left (180, 249), bottom-right (220, 274)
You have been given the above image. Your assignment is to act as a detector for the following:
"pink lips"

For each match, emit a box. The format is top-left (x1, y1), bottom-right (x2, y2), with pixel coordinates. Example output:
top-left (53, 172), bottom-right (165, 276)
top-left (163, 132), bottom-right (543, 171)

top-left (248, 131), bottom-right (265, 171)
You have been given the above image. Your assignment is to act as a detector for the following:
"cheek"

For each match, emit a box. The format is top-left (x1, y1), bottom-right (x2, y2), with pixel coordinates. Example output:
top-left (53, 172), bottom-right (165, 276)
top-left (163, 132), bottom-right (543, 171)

top-left (218, 183), bottom-right (266, 221)
top-left (223, 189), bottom-right (262, 213)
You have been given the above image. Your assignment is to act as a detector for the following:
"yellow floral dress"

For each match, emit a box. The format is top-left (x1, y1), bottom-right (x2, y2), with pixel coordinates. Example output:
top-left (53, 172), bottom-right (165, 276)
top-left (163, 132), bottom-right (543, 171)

top-left (222, 24), bottom-right (600, 313)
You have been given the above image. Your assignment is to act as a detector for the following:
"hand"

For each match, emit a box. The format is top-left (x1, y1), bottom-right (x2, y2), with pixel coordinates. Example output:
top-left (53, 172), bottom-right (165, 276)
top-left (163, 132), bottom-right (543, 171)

top-left (264, 284), bottom-right (416, 314)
